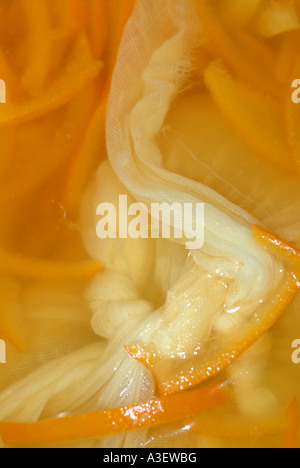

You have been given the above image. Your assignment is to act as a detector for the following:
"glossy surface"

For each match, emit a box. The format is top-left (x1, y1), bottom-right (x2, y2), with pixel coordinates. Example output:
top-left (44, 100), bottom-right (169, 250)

top-left (0, 0), bottom-right (299, 449)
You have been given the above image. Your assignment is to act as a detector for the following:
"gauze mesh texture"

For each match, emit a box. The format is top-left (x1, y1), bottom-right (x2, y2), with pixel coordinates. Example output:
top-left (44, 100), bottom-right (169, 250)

top-left (80, 0), bottom-right (294, 446)
top-left (0, 0), bottom-right (299, 449)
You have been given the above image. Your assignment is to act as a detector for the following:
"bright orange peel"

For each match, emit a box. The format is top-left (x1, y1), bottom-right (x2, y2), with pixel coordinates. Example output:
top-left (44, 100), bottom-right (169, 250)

top-left (0, 382), bottom-right (230, 447)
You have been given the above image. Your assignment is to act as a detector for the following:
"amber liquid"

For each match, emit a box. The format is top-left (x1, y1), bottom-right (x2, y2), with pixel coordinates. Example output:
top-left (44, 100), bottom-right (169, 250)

top-left (0, 0), bottom-right (299, 449)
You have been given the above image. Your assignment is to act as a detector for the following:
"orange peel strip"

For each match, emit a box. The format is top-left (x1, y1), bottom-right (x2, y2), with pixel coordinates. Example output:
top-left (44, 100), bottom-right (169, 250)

top-left (196, 0), bottom-right (281, 98)
top-left (63, 99), bottom-right (107, 215)
top-left (127, 272), bottom-right (300, 396)
top-left (0, 249), bottom-right (103, 280)
top-left (0, 35), bottom-right (102, 128)
top-left (66, 0), bottom-right (88, 35)
top-left (252, 224), bottom-right (300, 271)
top-left (0, 382), bottom-right (230, 447)
top-left (282, 397), bottom-right (299, 449)
top-left (20, 0), bottom-right (51, 95)
top-left (204, 60), bottom-right (293, 170)
top-left (51, 0), bottom-right (87, 39)
top-left (276, 31), bottom-right (300, 83)
top-left (0, 83), bottom-right (96, 211)
top-left (88, 0), bottom-right (108, 58)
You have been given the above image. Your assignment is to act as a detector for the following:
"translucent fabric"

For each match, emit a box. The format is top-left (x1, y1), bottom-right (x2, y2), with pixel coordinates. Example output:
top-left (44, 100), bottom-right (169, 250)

top-left (80, 0), bottom-right (300, 447)
top-left (0, 0), bottom-right (299, 449)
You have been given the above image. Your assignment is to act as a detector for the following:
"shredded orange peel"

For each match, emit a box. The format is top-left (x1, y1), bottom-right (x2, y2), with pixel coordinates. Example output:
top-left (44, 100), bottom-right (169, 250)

top-left (196, 0), bottom-right (281, 98)
top-left (20, 0), bottom-right (51, 95)
top-left (0, 0), bottom-right (135, 291)
top-left (0, 249), bottom-right (103, 280)
top-left (0, 36), bottom-right (103, 128)
top-left (127, 273), bottom-right (299, 396)
top-left (63, 99), bottom-right (107, 215)
top-left (65, 0), bottom-right (88, 36)
top-left (252, 224), bottom-right (300, 271)
top-left (126, 226), bottom-right (300, 396)
top-left (88, 0), bottom-right (108, 59)
top-left (204, 61), bottom-right (293, 170)
top-left (51, 0), bottom-right (87, 40)
top-left (0, 382), bottom-right (231, 447)
top-left (276, 31), bottom-right (300, 83)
